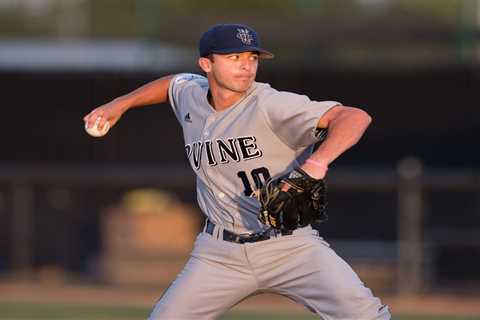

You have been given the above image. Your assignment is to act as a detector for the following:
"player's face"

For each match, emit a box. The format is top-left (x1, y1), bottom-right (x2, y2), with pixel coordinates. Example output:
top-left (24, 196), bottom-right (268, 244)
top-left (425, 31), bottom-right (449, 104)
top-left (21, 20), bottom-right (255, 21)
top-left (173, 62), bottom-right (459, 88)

top-left (201, 52), bottom-right (259, 94)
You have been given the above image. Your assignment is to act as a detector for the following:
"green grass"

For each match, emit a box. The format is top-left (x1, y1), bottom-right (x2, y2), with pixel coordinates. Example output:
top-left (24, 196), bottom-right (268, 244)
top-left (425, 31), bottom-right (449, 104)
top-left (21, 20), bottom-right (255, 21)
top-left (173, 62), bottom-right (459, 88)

top-left (0, 302), bottom-right (479, 320)
top-left (0, 302), bottom-right (147, 320)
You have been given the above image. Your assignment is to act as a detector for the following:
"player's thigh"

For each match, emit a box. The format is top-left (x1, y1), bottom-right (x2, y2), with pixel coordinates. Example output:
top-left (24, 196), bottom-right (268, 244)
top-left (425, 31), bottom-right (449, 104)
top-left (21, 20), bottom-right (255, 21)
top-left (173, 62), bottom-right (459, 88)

top-left (271, 236), bottom-right (390, 320)
top-left (149, 234), bottom-right (257, 320)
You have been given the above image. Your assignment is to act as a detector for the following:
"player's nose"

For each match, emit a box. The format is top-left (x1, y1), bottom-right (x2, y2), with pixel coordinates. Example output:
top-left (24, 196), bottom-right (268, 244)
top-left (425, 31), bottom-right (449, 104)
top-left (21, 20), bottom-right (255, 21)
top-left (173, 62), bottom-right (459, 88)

top-left (239, 61), bottom-right (249, 71)
top-left (239, 58), bottom-right (253, 71)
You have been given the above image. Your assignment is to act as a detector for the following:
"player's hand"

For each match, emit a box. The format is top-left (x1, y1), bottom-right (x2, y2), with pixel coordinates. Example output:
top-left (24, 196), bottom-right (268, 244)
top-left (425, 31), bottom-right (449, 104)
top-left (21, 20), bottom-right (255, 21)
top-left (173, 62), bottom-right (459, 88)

top-left (83, 98), bottom-right (129, 130)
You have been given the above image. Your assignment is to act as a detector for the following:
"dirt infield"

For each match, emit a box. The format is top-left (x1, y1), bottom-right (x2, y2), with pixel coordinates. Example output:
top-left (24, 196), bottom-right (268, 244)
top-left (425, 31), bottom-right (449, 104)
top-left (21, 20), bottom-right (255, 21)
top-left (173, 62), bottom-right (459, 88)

top-left (1, 282), bottom-right (479, 317)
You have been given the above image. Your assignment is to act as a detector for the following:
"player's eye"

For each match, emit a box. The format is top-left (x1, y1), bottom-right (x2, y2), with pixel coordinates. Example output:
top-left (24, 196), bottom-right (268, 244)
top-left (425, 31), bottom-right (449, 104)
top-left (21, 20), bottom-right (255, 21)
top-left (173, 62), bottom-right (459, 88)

top-left (228, 54), bottom-right (240, 60)
top-left (250, 55), bottom-right (259, 61)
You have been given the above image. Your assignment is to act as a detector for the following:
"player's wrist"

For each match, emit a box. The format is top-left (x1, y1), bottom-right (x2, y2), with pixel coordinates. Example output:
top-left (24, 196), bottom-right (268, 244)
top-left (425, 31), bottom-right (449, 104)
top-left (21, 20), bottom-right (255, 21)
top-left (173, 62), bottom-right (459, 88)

top-left (305, 159), bottom-right (328, 171)
top-left (301, 159), bottom-right (328, 180)
top-left (113, 96), bottom-right (134, 113)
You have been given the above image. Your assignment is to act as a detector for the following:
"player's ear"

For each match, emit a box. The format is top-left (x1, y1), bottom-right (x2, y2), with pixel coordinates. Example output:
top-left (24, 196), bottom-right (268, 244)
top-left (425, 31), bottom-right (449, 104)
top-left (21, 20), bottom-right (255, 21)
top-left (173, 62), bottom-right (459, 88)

top-left (198, 57), bottom-right (212, 73)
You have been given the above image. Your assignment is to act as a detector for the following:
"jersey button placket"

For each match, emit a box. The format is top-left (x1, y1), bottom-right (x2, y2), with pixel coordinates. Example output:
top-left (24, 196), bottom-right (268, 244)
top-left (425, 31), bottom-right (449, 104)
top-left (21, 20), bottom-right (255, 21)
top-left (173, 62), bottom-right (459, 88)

top-left (203, 114), bottom-right (215, 138)
top-left (203, 114), bottom-right (236, 226)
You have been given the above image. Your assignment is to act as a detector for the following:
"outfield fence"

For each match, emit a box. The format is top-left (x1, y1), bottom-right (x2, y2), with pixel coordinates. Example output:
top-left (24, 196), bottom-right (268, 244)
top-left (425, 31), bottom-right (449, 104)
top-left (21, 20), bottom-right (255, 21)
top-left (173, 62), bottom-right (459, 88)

top-left (0, 158), bottom-right (478, 295)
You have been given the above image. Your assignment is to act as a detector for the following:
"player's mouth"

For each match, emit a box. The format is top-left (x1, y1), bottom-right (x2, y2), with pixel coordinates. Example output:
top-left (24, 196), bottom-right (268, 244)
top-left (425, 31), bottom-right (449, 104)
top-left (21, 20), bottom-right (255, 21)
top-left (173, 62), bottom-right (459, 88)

top-left (235, 75), bottom-right (253, 81)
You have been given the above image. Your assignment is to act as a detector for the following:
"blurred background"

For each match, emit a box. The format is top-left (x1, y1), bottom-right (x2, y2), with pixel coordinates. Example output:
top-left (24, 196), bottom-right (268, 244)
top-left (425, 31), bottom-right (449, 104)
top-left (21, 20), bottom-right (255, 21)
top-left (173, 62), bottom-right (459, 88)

top-left (0, 0), bottom-right (479, 319)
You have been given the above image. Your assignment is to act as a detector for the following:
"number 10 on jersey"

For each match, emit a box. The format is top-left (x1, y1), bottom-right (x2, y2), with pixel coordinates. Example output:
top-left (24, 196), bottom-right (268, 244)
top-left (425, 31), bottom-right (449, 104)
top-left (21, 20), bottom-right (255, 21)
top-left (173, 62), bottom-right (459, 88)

top-left (237, 167), bottom-right (271, 196)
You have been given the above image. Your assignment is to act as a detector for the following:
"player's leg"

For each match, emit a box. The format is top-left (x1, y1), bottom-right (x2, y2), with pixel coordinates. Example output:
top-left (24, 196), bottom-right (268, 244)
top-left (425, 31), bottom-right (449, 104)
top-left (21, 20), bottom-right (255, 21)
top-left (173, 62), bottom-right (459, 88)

top-left (249, 229), bottom-right (390, 320)
top-left (149, 233), bottom-right (257, 320)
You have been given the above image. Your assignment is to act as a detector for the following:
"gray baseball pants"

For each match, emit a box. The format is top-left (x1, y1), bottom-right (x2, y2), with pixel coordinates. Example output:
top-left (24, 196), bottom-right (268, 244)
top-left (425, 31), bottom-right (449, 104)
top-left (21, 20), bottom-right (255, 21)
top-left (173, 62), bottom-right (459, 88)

top-left (149, 224), bottom-right (391, 320)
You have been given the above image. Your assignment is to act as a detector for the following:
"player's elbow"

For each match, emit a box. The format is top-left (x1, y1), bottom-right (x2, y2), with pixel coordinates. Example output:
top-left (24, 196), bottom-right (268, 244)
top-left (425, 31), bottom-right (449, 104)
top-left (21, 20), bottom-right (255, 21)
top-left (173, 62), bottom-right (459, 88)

top-left (359, 108), bottom-right (372, 127)
top-left (344, 106), bottom-right (372, 128)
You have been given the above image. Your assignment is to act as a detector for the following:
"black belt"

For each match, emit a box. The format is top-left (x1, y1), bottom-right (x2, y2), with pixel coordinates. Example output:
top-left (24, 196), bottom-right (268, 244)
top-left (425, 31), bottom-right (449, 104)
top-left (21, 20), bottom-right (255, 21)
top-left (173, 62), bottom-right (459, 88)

top-left (205, 220), bottom-right (272, 244)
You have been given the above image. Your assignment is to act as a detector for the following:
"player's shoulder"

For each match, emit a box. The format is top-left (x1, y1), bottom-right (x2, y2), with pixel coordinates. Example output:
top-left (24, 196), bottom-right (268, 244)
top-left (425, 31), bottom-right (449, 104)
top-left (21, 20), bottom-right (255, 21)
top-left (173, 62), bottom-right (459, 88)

top-left (254, 82), bottom-right (310, 106)
top-left (172, 73), bottom-right (208, 90)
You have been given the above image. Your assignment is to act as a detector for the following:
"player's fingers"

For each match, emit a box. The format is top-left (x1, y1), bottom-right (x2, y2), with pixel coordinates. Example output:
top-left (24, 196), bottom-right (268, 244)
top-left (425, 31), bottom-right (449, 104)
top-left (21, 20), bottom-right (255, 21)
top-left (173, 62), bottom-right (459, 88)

top-left (280, 181), bottom-right (290, 192)
top-left (86, 110), bottom-right (104, 129)
top-left (97, 115), bottom-right (109, 130)
top-left (85, 115), bottom-right (96, 129)
top-left (84, 114), bottom-right (92, 128)
top-left (84, 110), bottom-right (97, 128)
top-left (92, 116), bottom-right (103, 130)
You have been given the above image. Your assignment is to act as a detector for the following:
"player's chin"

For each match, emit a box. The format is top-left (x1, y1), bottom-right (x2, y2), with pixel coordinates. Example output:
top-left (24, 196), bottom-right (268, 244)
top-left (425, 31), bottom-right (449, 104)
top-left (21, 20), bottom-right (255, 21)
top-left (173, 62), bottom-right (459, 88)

top-left (231, 79), bottom-right (254, 92)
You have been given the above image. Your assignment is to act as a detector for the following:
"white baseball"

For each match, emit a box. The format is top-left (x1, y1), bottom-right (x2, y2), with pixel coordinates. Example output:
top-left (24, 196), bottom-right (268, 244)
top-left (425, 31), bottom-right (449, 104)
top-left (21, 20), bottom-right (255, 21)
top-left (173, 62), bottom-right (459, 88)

top-left (85, 117), bottom-right (110, 137)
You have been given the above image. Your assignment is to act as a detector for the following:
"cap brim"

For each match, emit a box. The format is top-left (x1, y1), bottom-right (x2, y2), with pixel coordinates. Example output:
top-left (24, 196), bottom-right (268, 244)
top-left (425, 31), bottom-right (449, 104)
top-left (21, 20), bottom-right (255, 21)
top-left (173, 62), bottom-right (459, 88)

top-left (210, 46), bottom-right (274, 59)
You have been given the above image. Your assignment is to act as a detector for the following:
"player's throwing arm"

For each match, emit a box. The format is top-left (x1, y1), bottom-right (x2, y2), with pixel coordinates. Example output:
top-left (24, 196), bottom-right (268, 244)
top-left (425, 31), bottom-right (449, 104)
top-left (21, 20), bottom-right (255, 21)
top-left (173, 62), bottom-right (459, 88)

top-left (83, 75), bottom-right (174, 137)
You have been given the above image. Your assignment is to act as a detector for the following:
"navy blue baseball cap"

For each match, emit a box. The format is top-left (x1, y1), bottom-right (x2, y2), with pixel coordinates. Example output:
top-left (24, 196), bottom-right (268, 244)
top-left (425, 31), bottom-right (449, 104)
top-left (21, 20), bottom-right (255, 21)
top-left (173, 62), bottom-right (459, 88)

top-left (199, 24), bottom-right (274, 59)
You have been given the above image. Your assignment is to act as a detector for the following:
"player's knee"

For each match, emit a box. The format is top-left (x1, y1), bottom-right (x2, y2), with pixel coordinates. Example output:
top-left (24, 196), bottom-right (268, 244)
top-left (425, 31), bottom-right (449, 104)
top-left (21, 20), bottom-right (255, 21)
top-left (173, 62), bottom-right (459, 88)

top-left (331, 293), bottom-right (390, 320)
top-left (322, 283), bottom-right (389, 319)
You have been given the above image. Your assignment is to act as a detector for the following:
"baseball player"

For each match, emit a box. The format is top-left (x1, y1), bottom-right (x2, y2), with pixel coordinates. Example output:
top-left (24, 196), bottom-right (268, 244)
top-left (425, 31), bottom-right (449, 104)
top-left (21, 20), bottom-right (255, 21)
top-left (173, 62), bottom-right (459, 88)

top-left (84, 24), bottom-right (391, 320)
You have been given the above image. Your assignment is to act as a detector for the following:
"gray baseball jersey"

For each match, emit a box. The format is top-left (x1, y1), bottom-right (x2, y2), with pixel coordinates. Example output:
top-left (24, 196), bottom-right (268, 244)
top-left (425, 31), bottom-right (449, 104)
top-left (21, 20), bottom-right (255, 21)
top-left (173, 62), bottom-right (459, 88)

top-left (168, 73), bottom-right (339, 234)
top-left (149, 73), bottom-right (391, 320)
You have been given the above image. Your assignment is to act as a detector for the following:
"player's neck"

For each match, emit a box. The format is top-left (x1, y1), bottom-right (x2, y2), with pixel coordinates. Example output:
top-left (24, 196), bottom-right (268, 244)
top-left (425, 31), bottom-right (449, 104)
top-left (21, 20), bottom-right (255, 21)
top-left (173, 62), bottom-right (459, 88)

top-left (208, 88), bottom-right (246, 112)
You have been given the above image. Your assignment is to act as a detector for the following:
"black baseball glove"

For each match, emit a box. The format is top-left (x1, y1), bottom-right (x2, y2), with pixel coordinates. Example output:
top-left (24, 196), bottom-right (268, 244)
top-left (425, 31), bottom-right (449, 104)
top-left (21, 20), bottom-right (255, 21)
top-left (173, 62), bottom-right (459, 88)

top-left (254, 167), bottom-right (328, 232)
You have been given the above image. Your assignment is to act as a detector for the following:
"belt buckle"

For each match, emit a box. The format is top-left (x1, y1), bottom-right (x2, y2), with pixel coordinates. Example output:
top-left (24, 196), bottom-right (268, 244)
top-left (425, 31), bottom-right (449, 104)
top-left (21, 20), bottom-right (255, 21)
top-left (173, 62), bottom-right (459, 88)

top-left (239, 231), bottom-right (270, 243)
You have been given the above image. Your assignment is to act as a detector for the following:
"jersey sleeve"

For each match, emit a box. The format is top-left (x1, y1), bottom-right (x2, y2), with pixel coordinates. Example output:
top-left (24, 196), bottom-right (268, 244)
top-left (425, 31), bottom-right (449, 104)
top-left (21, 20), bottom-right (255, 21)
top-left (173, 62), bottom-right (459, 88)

top-left (168, 73), bottom-right (206, 122)
top-left (260, 89), bottom-right (341, 149)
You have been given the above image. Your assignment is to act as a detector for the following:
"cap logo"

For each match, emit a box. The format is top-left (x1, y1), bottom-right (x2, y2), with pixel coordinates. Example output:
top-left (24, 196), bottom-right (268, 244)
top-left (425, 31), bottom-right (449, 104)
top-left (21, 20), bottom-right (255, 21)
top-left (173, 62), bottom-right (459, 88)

top-left (236, 28), bottom-right (253, 45)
